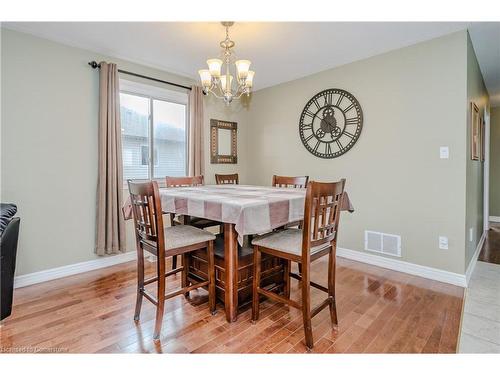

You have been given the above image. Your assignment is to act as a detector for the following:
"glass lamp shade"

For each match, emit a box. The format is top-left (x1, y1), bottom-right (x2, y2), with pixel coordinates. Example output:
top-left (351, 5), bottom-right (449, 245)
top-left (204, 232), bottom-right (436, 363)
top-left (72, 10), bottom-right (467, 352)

top-left (235, 59), bottom-right (251, 79)
top-left (220, 75), bottom-right (233, 93)
top-left (198, 69), bottom-right (212, 89)
top-left (245, 71), bottom-right (255, 88)
top-left (207, 59), bottom-right (223, 78)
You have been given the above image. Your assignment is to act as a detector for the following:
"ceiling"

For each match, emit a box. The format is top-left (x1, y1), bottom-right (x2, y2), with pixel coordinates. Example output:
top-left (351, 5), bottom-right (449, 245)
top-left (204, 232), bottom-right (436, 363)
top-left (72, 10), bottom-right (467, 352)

top-left (3, 22), bottom-right (500, 105)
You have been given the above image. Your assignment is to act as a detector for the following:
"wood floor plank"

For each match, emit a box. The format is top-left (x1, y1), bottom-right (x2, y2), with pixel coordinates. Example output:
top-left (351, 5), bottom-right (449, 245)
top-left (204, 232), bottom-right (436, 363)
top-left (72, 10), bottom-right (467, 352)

top-left (0, 256), bottom-right (464, 353)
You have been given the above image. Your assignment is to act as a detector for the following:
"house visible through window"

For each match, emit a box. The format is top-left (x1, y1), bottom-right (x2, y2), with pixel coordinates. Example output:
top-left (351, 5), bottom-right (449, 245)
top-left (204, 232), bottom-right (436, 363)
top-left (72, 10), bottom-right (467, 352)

top-left (140, 146), bottom-right (158, 166)
top-left (119, 80), bottom-right (188, 182)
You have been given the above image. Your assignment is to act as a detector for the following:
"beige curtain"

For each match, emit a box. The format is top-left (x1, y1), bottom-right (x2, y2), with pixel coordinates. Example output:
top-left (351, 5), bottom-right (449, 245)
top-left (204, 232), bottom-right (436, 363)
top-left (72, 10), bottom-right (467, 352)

top-left (188, 85), bottom-right (205, 176)
top-left (95, 62), bottom-right (126, 255)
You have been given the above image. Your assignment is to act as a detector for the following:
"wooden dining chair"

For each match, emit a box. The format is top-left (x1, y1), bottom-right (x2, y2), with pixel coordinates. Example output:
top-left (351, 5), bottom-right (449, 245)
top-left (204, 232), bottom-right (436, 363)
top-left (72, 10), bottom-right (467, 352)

top-left (273, 175), bottom-right (309, 273)
top-left (251, 179), bottom-right (346, 349)
top-left (128, 180), bottom-right (216, 341)
top-left (166, 175), bottom-right (221, 270)
top-left (272, 175), bottom-right (309, 188)
top-left (272, 174), bottom-right (309, 227)
top-left (166, 175), bottom-right (205, 188)
top-left (165, 175), bottom-right (209, 229)
top-left (215, 173), bottom-right (239, 185)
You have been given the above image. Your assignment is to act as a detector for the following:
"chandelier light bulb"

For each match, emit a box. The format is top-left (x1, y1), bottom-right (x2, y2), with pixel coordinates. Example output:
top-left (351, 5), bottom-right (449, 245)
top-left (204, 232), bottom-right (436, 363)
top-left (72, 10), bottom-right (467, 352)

top-left (198, 69), bottom-right (212, 89)
top-left (235, 60), bottom-right (251, 80)
top-left (245, 71), bottom-right (255, 88)
top-left (220, 75), bottom-right (233, 93)
top-left (206, 59), bottom-right (222, 78)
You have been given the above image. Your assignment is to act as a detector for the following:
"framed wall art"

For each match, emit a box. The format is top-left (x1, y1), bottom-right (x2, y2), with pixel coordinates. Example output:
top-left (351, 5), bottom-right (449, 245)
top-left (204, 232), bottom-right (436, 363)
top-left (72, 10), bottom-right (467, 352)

top-left (471, 102), bottom-right (480, 161)
top-left (210, 119), bottom-right (237, 164)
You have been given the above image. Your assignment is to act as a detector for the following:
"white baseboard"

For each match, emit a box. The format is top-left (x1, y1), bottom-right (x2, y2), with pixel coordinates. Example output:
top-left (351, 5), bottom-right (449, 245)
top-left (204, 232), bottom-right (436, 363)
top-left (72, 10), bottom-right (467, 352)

top-left (14, 251), bottom-right (136, 289)
top-left (489, 216), bottom-right (500, 223)
top-left (337, 247), bottom-right (467, 287)
top-left (465, 230), bottom-right (487, 285)
top-left (14, 239), bottom-right (485, 290)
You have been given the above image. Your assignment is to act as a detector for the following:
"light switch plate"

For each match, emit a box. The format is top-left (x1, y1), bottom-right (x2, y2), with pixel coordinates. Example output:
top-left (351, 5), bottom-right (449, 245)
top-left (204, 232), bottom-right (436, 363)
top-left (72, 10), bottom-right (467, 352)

top-left (440, 146), bottom-right (449, 159)
top-left (439, 236), bottom-right (449, 250)
top-left (469, 228), bottom-right (474, 242)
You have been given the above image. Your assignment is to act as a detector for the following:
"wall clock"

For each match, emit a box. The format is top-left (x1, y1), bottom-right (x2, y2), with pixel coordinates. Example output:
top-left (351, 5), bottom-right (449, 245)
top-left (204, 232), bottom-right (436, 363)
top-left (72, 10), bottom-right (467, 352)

top-left (299, 88), bottom-right (363, 158)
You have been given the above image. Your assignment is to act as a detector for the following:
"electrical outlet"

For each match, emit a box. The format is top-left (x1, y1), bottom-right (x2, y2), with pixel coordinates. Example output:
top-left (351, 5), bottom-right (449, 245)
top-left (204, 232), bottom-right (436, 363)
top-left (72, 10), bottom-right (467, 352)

top-left (440, 146), bottom-right (449, 159)
top-left (439, 236), bottom-right (448, 250)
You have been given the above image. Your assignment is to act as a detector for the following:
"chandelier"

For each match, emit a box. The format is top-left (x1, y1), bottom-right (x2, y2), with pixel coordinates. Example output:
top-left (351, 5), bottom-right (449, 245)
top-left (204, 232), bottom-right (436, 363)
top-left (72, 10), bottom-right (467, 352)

top-left (198, 22), bottom-right (254, 104)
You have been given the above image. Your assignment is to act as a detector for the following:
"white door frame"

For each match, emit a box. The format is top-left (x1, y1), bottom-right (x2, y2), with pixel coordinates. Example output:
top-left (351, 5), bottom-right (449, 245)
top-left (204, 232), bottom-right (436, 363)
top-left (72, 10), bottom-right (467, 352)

top-left (484, 107), bottom-right (490, 231)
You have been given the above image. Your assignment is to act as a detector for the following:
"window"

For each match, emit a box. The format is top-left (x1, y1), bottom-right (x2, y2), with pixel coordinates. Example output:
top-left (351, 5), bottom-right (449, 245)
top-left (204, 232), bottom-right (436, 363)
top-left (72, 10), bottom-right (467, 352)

top-left (119, 80), bottom-right (188, 183)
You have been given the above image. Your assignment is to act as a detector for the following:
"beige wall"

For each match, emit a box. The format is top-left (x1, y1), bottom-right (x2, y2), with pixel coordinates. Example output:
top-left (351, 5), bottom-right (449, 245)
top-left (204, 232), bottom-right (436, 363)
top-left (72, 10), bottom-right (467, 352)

top-left (490, 106), bottom-right (500, 217)
top-left (203, 95), bottom-right (249, 184)
top-left (1, 29), bottom-right (248, 275)
top-left (2, 27), bottom-right (487, 278)
top-left (465, 33), bottom-right (489, 267)
top-left (246, 31), bottom-right (469, 274)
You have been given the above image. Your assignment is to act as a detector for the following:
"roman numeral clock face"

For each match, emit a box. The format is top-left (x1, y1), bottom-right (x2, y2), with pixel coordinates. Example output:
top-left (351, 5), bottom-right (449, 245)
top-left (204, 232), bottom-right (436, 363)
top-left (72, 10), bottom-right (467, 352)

top-left (299, 89), bottom-right (363, 158)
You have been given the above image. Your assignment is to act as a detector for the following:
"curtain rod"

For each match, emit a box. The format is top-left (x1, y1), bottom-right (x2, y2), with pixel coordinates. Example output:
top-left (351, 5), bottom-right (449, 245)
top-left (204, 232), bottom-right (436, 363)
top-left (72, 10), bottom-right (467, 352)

top-left (88, 61), bottom-right (192, 91)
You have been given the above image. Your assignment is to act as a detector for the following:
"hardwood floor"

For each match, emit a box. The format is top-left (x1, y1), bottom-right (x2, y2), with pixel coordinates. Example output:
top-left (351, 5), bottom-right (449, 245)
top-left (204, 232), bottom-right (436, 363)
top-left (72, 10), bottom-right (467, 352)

top-left (478, 222), bottom-right (500, 265)
top-left (0, 256), bottom-right (464, 353)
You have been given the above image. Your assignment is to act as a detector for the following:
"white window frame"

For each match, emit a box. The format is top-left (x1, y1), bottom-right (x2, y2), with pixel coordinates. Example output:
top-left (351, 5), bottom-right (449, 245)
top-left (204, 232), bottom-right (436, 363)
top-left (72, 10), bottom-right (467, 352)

top-left (120, 79), bottom-right (189, 186)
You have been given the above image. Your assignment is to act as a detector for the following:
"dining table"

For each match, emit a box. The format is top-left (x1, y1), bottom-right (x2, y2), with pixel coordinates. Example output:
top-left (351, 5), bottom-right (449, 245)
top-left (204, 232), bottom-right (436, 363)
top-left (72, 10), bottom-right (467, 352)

top-left (124, 184), bottom-right (354, 322)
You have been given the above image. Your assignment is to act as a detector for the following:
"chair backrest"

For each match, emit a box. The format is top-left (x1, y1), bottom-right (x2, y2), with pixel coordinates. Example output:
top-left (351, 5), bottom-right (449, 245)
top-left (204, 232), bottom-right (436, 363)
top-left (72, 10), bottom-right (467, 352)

top-left (301, 179), bottom-right (346, 258)
top-left (127, 180), bottom-right (165, 255)
top-left (215, 173), bottom-right (239, 185)
top-left (165, 175), bottom-right (204, 187)
top-left (272, 175), bottom-right (309, 188)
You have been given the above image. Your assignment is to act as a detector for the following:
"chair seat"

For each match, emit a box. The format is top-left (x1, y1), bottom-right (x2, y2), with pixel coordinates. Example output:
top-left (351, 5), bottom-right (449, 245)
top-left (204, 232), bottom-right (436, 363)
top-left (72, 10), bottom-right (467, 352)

top-left (145, 225), bottom-right (215, 251)
top-left (252, 228), bottom-right (332, 256)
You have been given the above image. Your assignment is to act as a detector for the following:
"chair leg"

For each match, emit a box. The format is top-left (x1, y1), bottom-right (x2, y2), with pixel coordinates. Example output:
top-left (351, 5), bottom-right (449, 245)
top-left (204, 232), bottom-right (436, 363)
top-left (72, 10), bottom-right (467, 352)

top-left (298, 263), bottom-right (302, 276)
top-left (182, 254), bottom-right (190, 299)
top-left (283, 259), bottom-right (291, 299)
top-left (328, 247), bottom-right (338, 326)
top-left (252, 246), bottom-right (262, 322)
top-left (169, 213), bottom-right (178, 271)
top-left (134, 246), bottom-right (145, 321)
top-left (207, 241), bottom-right (216, 315)
top-left (153, 257), bottom-right (166, 341)
top-left (301, 261), bottom-right (314, 349)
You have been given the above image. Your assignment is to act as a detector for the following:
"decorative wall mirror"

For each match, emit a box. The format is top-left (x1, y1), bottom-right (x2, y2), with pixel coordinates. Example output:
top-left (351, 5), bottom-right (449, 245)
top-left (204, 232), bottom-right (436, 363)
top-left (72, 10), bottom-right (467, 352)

top-left (210, 119), bottom-right (237, 164)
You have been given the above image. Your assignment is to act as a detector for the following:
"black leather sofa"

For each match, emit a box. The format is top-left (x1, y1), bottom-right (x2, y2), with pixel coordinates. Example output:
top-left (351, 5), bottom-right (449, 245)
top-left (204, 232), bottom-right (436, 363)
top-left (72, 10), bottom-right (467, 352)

top-left (1, 203), bottom-right (20, 320)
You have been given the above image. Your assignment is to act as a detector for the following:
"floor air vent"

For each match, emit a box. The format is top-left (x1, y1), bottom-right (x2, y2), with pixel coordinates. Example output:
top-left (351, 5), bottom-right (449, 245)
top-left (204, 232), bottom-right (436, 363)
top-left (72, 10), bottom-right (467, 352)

top-left (364, 230), bottom-right (401, 257)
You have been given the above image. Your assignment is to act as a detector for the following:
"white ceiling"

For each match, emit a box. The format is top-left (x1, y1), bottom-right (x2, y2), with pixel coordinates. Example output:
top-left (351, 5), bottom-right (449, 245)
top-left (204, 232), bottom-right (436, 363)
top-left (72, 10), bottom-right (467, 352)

top-left (3, 22), bottom-right (500, 105)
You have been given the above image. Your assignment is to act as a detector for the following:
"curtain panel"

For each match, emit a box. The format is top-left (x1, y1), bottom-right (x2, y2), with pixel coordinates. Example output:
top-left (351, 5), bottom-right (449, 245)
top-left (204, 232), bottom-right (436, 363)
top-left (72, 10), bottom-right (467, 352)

top-left (95, 62), bottom-right (126, 255)
top-left (188, 86), bottom-right (205, 176)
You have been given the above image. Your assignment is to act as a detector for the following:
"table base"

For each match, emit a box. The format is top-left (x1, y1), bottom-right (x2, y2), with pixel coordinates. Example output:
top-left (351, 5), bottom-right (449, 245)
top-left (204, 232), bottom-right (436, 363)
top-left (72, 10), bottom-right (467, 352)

top-left (187, 231), bottom-right (285, 321)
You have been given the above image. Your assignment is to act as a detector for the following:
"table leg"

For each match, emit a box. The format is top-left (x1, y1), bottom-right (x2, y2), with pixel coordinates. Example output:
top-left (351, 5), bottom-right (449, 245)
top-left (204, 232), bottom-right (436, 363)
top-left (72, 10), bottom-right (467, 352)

top-left (224, 223), bottom-right (239, 322)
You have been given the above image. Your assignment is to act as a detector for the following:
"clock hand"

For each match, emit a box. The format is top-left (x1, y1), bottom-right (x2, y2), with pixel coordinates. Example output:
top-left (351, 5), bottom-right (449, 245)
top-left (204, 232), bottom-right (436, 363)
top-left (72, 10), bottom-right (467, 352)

top-left (313, 112), bottom-right (324, 122)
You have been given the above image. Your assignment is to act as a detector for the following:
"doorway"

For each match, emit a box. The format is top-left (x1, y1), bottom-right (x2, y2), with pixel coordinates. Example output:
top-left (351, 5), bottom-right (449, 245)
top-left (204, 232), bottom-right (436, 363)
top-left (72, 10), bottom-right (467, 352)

top-left (479, 106), bottom-right (500, 264)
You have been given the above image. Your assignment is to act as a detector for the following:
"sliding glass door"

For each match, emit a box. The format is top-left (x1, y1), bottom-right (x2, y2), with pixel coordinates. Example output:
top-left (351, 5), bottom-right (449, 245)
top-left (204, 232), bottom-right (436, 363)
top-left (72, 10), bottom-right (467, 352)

top-left (119, 81), bottom-right (188, 183)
